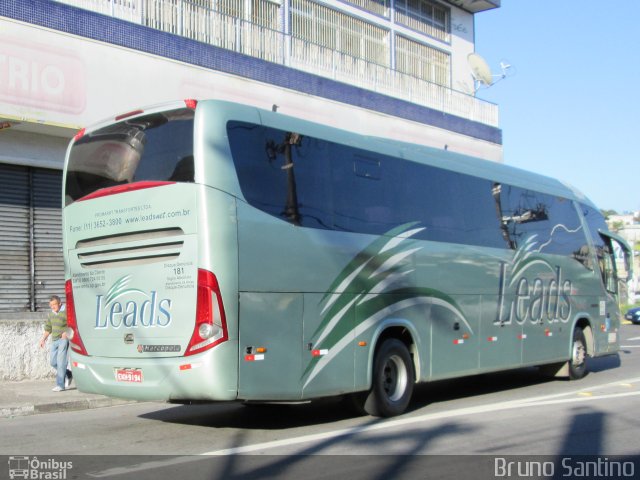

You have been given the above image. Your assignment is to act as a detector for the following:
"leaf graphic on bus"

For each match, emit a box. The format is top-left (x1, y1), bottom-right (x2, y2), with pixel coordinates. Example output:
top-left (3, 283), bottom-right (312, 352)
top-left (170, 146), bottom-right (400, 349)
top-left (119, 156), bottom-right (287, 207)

top-left (508, 223), bottom-right (583, 283)
top-left (536, 224), bottom-right (582, 253)
top-left (302, 222), bottom-right (470, 386)
top-left (319, 222), bottom-right (423, 306)
top-left (104, 275), bottom-right (148, 306)
top-left (302, 285), bottom-right (470, 388)
top-left (312, 222), bottom-right (423, 343)
top-left (302, 293), bottom-right (434, 388)
top-left (511, 235), bottom-right (538, 269)
top-left (508, 234), bottom-right (556, 287)
top-left (321, 286), bottom-right (466, 354)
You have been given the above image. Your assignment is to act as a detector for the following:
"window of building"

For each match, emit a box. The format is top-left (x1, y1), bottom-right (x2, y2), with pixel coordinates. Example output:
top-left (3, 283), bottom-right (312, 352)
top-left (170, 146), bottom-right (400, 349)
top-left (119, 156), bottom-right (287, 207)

top-left (395, 0), bottom-right (450, 43)
top-left (290, 0), bottom-right (389, 66)
top-left (341, 0), bottom-right (390, 18)
top-left (395, 35), bottom-right (450, 87)
top-left (216, 0), bottom-right (281, 30)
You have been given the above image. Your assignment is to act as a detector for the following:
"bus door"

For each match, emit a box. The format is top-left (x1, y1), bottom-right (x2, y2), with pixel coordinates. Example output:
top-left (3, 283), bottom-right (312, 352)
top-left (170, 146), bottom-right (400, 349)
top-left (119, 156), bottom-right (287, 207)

top-left (598, 230), bottom-right (633, 296)
top-left (597, 231), bottom-right (632, 353)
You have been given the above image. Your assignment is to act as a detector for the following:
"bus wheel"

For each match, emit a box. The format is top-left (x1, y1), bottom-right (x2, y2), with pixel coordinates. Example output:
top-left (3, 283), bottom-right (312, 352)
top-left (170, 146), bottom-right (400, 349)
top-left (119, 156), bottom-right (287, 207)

top-left (568, 327), bottom-right (588, 380)
top-left (364, 338), bottom-right (414, 417)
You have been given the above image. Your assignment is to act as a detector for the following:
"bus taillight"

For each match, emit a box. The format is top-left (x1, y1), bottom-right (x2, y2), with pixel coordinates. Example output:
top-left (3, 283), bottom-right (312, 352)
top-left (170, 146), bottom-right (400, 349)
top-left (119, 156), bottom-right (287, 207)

top-left (115, 109), bottom-right (144, 121)
top-left (184, 99), bottom-right (198, 109)
top-left (186, 269), bottom-right (228, 356)
top-left (73, 128), bottom-right (86, 142)
top-left (65, 280), bottom-right (88, 356)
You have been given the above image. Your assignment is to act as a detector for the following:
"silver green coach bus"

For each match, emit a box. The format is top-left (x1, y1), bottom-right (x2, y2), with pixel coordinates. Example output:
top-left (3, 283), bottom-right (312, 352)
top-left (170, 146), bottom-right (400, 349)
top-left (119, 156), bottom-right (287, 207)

top-left (62, 99), bottom-right (631, 417)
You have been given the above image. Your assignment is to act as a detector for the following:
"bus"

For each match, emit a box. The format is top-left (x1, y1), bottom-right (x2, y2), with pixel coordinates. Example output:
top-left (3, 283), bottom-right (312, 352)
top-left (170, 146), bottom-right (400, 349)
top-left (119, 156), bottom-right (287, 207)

top-left (62, 99), bottom-right (632, 417)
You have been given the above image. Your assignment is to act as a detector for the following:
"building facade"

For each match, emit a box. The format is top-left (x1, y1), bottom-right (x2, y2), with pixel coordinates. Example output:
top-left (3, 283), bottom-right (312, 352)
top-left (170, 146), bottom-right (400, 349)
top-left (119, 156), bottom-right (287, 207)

top-left (0, 0), bottom-right (501, 312)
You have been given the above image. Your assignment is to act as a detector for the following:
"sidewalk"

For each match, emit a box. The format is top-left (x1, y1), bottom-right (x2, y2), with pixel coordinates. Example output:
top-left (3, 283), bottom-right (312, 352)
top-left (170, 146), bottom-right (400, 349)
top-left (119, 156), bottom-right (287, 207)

top-left (0, 379), bottom-right (137, 418)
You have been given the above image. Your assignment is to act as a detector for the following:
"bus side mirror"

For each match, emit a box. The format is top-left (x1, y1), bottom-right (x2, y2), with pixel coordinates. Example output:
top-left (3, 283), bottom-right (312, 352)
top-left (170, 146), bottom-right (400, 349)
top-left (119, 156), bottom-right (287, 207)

top-left (618, 242), bottom-right (633, 282)
top-left (600, 230), bottom-right (633, 283)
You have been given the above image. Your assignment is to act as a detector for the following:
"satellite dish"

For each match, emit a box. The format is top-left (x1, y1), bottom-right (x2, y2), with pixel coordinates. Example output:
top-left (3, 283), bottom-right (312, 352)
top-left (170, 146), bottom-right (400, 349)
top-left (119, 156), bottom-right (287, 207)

top-left (468, 53), bottom-right (493, 87)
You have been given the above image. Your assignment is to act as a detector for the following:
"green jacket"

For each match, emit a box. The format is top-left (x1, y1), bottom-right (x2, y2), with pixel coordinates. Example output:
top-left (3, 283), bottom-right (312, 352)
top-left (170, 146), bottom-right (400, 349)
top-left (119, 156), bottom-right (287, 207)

top-left (45, 306), bottom-right (68, 341)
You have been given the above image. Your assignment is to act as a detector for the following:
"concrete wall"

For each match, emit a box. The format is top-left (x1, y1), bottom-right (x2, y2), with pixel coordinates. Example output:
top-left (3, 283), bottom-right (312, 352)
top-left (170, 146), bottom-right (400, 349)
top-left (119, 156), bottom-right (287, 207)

top-left (0, 315), bottom-right (55, 382)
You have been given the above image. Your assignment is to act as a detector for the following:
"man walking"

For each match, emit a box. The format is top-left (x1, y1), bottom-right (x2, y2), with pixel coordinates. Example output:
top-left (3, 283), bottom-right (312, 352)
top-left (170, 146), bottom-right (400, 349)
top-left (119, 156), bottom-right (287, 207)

top-left (39, 295), bottom-right (72, 392)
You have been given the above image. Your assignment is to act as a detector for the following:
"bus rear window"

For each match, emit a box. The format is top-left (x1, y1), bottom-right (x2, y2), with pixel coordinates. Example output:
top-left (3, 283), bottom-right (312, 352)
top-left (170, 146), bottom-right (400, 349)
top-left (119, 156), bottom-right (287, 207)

top-left (65, 108), bottom-right (194, 205)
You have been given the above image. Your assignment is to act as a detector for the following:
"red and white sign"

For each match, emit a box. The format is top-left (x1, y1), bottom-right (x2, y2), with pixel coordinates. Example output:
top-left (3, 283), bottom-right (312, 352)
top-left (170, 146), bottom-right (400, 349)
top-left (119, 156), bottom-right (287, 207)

top-left (0, 36), bottom-right (86, 114)
top-left (115, 368), bottom-right (143, 383)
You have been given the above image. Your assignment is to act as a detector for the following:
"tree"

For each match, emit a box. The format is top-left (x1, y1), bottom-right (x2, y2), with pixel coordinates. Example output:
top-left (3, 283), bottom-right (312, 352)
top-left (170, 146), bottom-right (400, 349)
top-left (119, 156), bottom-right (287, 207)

top-left (611, 221), bottom-right (624, 232)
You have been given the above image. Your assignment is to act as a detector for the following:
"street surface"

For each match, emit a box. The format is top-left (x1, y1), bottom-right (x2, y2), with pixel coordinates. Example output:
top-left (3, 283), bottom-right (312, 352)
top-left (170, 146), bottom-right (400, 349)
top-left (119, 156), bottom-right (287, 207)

top-left (2, 325), bottom-right (640, 479)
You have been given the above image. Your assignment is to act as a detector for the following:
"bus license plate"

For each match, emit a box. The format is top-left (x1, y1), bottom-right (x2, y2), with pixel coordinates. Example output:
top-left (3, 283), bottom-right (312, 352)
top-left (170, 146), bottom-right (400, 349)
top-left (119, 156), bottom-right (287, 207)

top-left (115, 368), bottom-right (143, 383)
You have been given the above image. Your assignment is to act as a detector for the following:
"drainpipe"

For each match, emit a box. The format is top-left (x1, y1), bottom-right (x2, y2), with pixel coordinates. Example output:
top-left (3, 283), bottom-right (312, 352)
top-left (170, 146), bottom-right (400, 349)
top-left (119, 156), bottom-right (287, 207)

top-left (28, 169), bottom-right (35, 312)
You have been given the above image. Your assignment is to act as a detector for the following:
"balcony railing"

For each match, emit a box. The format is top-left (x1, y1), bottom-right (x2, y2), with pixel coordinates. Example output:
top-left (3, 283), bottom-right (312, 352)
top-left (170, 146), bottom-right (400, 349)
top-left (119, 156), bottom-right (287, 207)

top-left (54, 0), bottom-right (499, 127)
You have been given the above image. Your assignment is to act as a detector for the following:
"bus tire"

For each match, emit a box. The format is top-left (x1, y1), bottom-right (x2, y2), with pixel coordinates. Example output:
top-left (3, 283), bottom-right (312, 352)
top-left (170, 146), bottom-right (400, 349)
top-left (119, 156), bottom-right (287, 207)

top-left (363, 338), bottom-right (414, 417)
top-left (568, 327), bottom-right (588, 380)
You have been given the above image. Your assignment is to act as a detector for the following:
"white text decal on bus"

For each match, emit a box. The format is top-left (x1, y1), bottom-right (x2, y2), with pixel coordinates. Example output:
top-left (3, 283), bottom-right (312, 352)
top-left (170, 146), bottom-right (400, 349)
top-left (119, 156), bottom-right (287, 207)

top-left (495, 235), bottom-right (572, 325)
top-left (496, 262), bottom-right (571, 325)
top-left (94, 275), bottom-right (172, 329)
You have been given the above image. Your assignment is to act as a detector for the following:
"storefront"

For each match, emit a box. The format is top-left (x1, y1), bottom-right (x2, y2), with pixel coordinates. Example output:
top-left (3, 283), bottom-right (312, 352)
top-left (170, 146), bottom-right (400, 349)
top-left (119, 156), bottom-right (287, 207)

top-left (0, 130), bottom-right (68, 312)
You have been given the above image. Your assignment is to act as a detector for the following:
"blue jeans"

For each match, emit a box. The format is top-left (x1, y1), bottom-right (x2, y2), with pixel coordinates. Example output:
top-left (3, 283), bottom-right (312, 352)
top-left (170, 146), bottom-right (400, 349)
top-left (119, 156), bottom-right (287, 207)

top-left (50, 338), bottom-right (69, 389)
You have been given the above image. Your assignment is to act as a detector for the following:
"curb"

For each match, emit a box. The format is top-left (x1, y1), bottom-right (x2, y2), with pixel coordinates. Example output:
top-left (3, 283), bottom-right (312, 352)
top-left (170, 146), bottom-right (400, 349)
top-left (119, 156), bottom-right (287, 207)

top-left (1, 398), bottom-right (138, 419)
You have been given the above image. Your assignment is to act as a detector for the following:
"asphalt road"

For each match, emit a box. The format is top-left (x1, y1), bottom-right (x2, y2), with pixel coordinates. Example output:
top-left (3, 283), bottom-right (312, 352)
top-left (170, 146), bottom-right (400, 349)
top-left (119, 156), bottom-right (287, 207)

top-left (2, 325), bottom-right (640, 479)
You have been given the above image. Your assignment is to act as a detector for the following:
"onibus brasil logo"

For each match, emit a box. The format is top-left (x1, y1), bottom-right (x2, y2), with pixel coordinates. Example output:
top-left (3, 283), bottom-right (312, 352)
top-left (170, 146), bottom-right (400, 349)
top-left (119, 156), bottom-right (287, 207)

top-left (94, 275), bottom-right (172, 329)
top-left (8, 456), bottom-right (72, 480)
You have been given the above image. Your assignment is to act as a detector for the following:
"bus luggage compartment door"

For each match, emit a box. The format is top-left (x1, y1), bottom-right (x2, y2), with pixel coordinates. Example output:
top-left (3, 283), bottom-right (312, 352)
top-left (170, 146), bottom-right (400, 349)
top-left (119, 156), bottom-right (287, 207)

top-left (238, 292), bottom-right (303, 400)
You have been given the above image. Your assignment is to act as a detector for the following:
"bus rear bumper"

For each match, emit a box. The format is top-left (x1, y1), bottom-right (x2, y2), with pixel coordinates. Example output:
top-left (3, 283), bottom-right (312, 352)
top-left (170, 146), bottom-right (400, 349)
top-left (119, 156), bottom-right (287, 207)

top-left (68, 346), bottom-right (238, 402)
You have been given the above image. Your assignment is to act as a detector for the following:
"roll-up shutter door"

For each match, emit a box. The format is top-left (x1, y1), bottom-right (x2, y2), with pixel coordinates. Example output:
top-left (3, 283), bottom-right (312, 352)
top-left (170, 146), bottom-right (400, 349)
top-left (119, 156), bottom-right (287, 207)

top-left (33, 168), bottom-right (64, 311)
top-left (0, 164), bottom-right (30, 311)
top-left (0, 164), bottom-right (64, 312)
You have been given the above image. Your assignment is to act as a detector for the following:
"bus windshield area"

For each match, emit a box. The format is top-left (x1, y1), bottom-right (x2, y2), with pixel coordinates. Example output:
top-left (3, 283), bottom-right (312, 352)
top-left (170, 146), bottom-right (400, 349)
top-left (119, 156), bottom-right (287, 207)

top-left (65, 108), bottom-right (194, 205)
